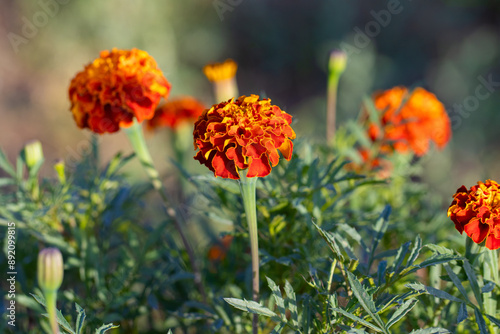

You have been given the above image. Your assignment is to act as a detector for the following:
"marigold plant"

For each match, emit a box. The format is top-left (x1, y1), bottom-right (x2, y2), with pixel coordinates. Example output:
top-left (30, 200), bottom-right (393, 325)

top-left (69, 48), bottom-right (171, 134)
top-left (193, 94), bottom-right (296, 179)
top-left (146, 97), bottom-right (205, 131)
top-left (448, 179), bottom-right (500, 250)
top-left (366, 86), bottom-right (451, 156)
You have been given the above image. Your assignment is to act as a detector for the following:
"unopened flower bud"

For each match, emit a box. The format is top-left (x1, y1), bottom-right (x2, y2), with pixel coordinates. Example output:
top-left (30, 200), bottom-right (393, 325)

top-left (24, 140), bottom-right (44, 170)
top-left (37, 248), bottom-right (64, 292)
top-left (328, 49), bottom-right (347, 78)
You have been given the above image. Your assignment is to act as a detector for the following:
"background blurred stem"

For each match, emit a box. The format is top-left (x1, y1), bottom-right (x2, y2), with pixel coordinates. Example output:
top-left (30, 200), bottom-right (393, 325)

top-left (484, 249), bottom-right (499, 334)
top-left (326, 50), bottom-right (347, 144)
top-left (238, 170), bottom-right (259, 334)
top-left (124, 120), bottom-right (207, 303)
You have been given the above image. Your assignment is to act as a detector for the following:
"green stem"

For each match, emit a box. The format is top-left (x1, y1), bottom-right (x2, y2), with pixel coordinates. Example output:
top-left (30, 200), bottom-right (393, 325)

top-left (484, 249), bottom-right (499, 334)
top-left (238, 170), bottom-right (259, 334)
top-left (124, 120), bottom-right (207, 303)
top-left (326, 75), bottom-right (339, 144)
top-left (44, 290), bottom-right (59, 334)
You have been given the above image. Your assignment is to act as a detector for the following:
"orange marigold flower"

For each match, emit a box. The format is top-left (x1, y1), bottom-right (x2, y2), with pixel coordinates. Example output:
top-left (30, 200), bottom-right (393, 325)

top-left (193, 95), bottom-right (296, 179)
top-left (366, 87), bottom-right (451, 156)
top-left (146, 97), bottom-right (205, 131)
top-left (203, 59), bottom-right (238, 83)
top-left (207, 235), bottom-right (234, 262)
top-left (448, 180), bottom-right (500, 250)
top-left (69, 48), bottom-right (171, 134)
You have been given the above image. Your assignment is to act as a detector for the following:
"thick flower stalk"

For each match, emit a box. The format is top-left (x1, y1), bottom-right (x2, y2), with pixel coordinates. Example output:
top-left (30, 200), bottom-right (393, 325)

top-left (38, 248), bottom-right (64, 334)
top-left (193, 95), bottom-right (296, 180)
top-left (366, 86), bottom-right (451, 156)
top-left (326, 49), bottom-right (347, 143)
top-left (69, 48), bottom-right (171, 134)
top-left (448, 180), bottom-right (500, 250)
top-left (203, 59), bottom-right (239, 102)
top-left (194, 94), bottom-right (295, 334)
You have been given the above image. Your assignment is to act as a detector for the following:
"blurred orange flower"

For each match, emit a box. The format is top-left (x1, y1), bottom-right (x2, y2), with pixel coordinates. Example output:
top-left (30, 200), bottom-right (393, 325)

top-left (193, 95), bottom-right (295, 179)
top-left (366, 87), bottom-right (451, 156)
top-left (448, 180), bottom-right (500, 250)
top-left (207, 235), bottom-right (233, 262)
top-left (203, 59), bottom-right (238, 83)
top-left (69, 48), bottom-right (171, 134)
top-left (146, 97), bottom-right (205, 131)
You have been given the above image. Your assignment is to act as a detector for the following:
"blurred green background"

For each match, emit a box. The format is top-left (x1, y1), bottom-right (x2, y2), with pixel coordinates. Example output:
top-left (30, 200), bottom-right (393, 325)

top-left (1, 0), bottom-right (500, 199)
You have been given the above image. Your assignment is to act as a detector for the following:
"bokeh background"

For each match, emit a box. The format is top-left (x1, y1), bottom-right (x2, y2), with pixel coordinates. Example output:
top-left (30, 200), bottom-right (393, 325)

top-left (1, 0), bottom-right (500, 199)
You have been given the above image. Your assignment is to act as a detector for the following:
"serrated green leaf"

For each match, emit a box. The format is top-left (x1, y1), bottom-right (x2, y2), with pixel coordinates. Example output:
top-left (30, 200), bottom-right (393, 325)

top-left (392, 241), bottom-right (411, 274)
top-left (224, 298), bottom-right (280, 321)
top-left (386, 299), bottom-right (418, 330)
top-left (331, 307), bottom-right (383, 332)
top-left (462, 260), bottom-right (483, 310)
top-left (75, 303), bottom-right (86, 334)
top-left (443, 264), bottom-right (471, 304)
top-left (266, 277), bottom-right (286, 322)
top-left (346, 271), bottom-right (388, 333)
top-left (424, 244), bottom-right (454, 255)
top-left (409, 328), bottom-right (451, 334)
top-left (406, 235), bottom-right (422, 267)
top-left (406, 254), bottom-right (463, 274)
top-left (481, 281), bottom-right (495, 293)
top-left (95, 323), bottom-right (119, 334)
top-left (424, 286), bottom-right (464, 303)
top-left (377, 261), bottom-right (387, 285)
top-left (485, 314), bottom-right (500, 328)
top-left (474, 307), bottom-right (488, 334)
top-left (347, 329), bottom-right (371, 334)
top-left (312, 220), bottom-right (344, 262)
top-left (270, 321), bottom-right (286, 334)
top-left (31, 293), bottom-right (75, 334)
top-left (284, 280), bottom-right (298, 327)
top-left (457, 303), bottom-right (468, 323)
top-left (0, 149), bottom-right (16, 177)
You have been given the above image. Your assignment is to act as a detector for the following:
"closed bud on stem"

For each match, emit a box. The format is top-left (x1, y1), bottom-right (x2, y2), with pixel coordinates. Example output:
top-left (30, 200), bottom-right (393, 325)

top-left (38, 248), bottom-right (64, 292)
top-left (24, 140), bottom-right (44, 170)
top-left (328, 49), bottom-right (347, 79)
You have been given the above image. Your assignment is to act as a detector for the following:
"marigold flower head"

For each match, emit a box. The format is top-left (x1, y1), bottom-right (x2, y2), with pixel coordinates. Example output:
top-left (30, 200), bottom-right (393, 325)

top-left (146, 97), bottom-right (205, 131)
top-left (448, 179), bottom-right (500, 250)
top-left (366, 87), bottom-right (451, 156)
top-left (193, 95), bottom-right (296, 179)
top-left (69, 48), bottom-right (171, 134)
top-left (203, 59), bottom-right (238, 83)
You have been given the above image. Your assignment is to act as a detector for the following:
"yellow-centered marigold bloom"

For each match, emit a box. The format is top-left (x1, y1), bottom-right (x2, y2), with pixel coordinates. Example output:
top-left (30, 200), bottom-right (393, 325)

top-left (448, 180), bottom-right (500, 250)
top-left (69, 48), bottom-right (171, 134)
top-left (366, 87), bottom-right (451, 156)
top-left (193, 95), bottom-right (295, 179)
top-left (146, 97), bottom-right (205, 131)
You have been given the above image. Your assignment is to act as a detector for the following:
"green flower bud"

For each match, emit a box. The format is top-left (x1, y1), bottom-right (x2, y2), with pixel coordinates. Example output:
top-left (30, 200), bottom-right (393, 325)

top-left (24, 140), bottom-right (44, 170)
top-left (37, 248), bottom-right (64, 292)
top-left (328, 49), bottom-right (347, 79)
